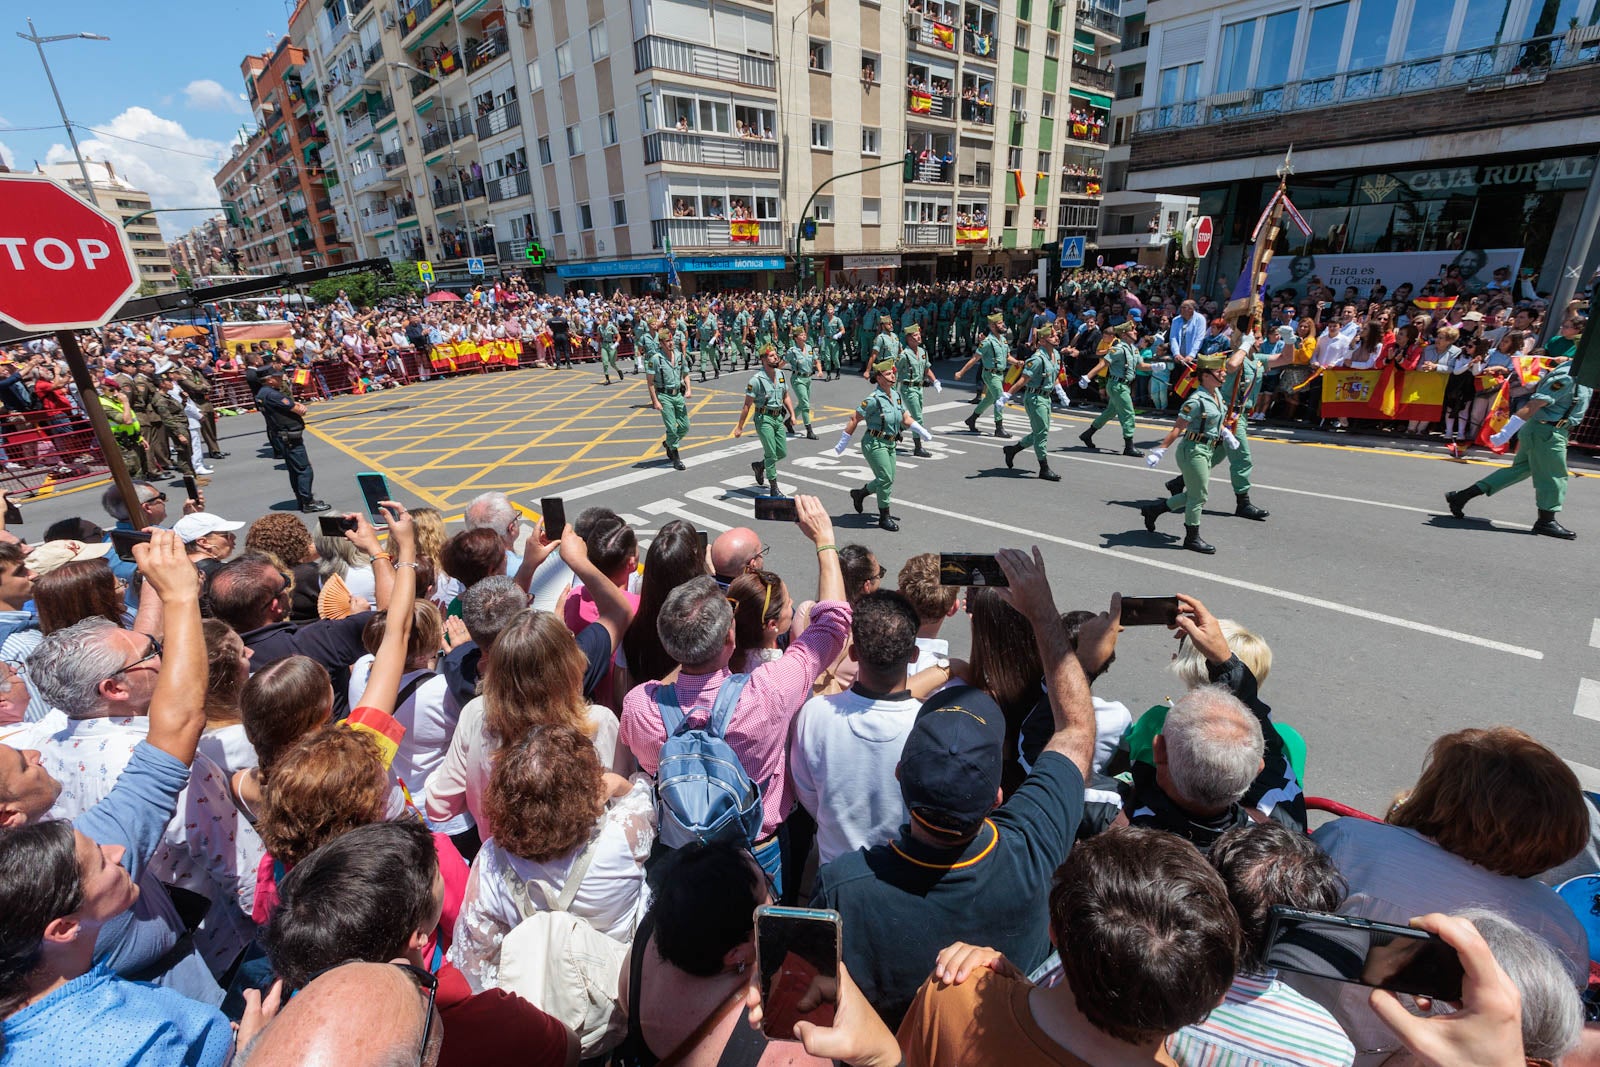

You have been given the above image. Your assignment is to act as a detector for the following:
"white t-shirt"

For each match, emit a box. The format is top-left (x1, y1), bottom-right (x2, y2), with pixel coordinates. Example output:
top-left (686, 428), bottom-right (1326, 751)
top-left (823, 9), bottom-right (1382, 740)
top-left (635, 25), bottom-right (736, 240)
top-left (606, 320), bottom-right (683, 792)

top-left (197, 723), bottom-right (258, 778)
top-left (346, 657), bottom-right (457, 801)
top-left (791, 686), bottom-right (921, 864)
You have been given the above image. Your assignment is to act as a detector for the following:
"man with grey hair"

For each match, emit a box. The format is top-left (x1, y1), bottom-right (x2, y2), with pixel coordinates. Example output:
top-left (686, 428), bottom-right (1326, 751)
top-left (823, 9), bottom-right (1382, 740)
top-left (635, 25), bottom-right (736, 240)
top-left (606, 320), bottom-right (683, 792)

top-left (1127, 593), bottom-right (1305, 848)
top-left (439, 574), bottom-right (528, 714)
top-left (620, 495), bottom-right (850, 895)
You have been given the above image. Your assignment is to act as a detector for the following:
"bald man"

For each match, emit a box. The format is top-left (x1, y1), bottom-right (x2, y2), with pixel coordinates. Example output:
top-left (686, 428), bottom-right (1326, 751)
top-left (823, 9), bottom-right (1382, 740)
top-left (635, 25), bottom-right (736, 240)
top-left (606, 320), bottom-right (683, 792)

top-left (710, 526), bottom-right (764, 587)
top-left (238, 962), bottom-right (442, 1066)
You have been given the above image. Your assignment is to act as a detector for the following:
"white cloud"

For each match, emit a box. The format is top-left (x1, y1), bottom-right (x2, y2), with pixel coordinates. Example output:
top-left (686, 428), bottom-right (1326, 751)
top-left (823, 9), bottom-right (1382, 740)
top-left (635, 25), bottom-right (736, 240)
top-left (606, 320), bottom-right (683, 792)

top-left (183, 79), bottom-right (250, 115)
top-left (44, 107), bottom-right (230, 238)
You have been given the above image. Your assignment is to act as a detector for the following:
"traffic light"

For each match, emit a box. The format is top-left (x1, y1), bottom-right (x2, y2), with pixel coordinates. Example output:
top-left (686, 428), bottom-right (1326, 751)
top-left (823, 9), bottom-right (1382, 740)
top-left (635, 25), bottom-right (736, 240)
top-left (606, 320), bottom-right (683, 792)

top-left (800, 217), bottom-right (817, 241)
top-left (903, 151), bottom-right (916, 181)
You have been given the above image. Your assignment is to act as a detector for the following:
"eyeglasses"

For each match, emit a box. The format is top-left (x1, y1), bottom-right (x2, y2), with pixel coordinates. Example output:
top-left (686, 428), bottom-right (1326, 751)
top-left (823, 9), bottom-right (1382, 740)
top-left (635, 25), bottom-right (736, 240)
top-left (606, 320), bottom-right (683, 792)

top-left (105, 634), bottom-right (162, 681)
top-left (143, 492), bottom-right (168, 504)
top-left (873, 563), bottom-right (887, 580)
top-left (393, 962), bottom-right (439, 1062)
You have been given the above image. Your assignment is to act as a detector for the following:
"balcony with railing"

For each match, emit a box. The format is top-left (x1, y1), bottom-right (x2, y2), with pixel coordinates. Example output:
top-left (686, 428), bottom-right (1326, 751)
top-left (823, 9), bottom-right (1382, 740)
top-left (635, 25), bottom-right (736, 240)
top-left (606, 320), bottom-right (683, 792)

top-left (459, 176), bottom-right (486, 201)
top-left (393, 197), bottom-right (418, 219)
top-left (359, 206), bottom-right (395, 233)
top-left (432, 184), bottom-right (463, 209)
top-left (644, 130), bottom-right (778, 169)
top-left (497, 238), bottom-right (544, 263)
top-left (907, 88), bottom-right (955, 120)
top-left (651, 217), bottom-right (782, 249)
top-left (382, 147), bottom-right (407, 170)
top-left (347, 0), bottom-right (372, 17)
top-left (634, 35), bottom-right (776, 89)
top-left (1071, 57), bottom-right (1117, 94)
top-left (908, 17), bottom-right (957, 54)
top-left (468, 31), bottom-right (510, 71)
top-left (410, 71), bottom-right (438, 97)
top-left (486, 170), bottom-right (532, 202)
top-left (421, 122), bottom-right (456, 154)
top-left (399, 0), bottom-right (449, 43)
top-left (343, 111), bottom-right (376, 145)
top-left (1059, 170), bottom-right (1103, 197)
top-left (1065, 109), bottom-right (1109, 145)
top-left (362, 40), bottom-right (385, 71)
top-left (348, 160), bottom-right (390, 193)
top-left (475, 99), bottom-right (521, 140)
top-left (1135, 32), bottom-right (1600, 133)
top-left (906, 141), bottom-right (955, 185)
top-left (1076, 1), bottom-right (1121, 37)
top-left (962, 29), bottom-right (997, 59)
top-left (902, 222), bottom-right (953, 246)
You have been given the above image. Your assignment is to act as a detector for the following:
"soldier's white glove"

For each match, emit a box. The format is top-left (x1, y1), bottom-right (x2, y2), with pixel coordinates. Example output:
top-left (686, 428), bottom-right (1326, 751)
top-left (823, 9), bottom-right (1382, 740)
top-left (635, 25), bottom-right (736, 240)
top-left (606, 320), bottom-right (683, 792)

top-left (931, 378), bottom-right (942, 393)
top-left (1145, 447), bottom-right (1166, 468)
top-left (1078, 375), bottom-right (1093, 389)
top-left (999, 392), bottom-right (1013, 408)
top-left (1489, 415), bottom-right (1525, 448)
top-left (910, 421), bottom-right (933, 442)
top-left (1221, 427), bottom-right (1240, 451)
top-left (832, 430), bottom-right (851, 456)
top-left (1053, 384), bottom-right (1071, 407)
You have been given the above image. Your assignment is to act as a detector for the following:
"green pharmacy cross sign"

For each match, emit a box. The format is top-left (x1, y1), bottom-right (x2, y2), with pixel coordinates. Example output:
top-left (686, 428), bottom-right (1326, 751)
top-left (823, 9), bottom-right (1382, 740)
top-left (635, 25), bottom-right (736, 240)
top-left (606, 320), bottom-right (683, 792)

top-left (524, 241), bottom-right (547, 266)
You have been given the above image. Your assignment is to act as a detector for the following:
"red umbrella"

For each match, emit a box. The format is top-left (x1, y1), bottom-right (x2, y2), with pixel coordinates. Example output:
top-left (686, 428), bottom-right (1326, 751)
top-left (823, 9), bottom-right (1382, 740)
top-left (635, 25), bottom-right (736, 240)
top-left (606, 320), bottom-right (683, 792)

top-left (425, 291), bottom-right (463, 302)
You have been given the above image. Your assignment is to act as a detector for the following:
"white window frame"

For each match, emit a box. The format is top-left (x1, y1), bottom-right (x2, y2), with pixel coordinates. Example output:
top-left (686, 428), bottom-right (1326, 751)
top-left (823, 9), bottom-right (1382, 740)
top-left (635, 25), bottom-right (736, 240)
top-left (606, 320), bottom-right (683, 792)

top-left (861, 197), bottom-right (881, 225)
top-left (861, 126), bottom-right (881, 155)
top-left (550, 208), bottom-right (563, 233)
top-left (600, 111), bottom-right (618, 146)
top-left (528, 59), bottom-right (543, 91)
top-left (1015, 23), bottom-right (1029, 50)
top-left (813, 195), bottom-right (833, 222)
top-left (808, 40), bottom-right (831, 72)
top-left (612, 198), bottom-right (627, 225)
top-left (588, 21), bottom-right (608, 61)
top-left (555, 41), bottom-right (572, 77)
top-left (811, 121), bottom-right (833, 149)
top-left (566, 124), bottom-right (583, 155)
top-left (537, 136), bottom-right (552, 165)
top-left (579, 202), bottom-right (593, 230)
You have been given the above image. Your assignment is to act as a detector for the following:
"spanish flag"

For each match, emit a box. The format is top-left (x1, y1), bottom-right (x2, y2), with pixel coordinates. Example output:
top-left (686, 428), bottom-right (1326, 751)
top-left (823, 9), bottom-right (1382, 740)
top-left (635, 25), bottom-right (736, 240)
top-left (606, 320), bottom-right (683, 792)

top-left (730, 219), bottom-right (761, 243)
top-left (346, 706), bottom-right (405, 769)
top-left (909, 90), bottom-right (933, 114)
top-left (1173, 361), bottom-right (1197, 398)
top-left (1012, 170), bottom-right (1026, 199)
top-left (1512, 355), bottom-right (1552, 383)
top-left (1373, 363), bottom-right (1400, 418)
top-left (956, 226), bottom-right (989, 243)
top-left (292, 368), bottom-right (311, 387)
top-left (1412, 294), bottom-right (1456, 312)
top-left (1475, 379), bottom-right (1513, 454)
top-left (931, 21), bottom-right (955, 48)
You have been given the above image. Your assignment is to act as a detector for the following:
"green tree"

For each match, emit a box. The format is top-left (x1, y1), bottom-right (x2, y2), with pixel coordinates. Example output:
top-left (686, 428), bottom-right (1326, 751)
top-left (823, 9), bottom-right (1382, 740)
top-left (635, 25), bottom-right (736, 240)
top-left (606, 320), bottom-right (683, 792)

top-left (306, 269), bottom-right (420, 309)
top-left (174, 267), bottom-right (194, 290)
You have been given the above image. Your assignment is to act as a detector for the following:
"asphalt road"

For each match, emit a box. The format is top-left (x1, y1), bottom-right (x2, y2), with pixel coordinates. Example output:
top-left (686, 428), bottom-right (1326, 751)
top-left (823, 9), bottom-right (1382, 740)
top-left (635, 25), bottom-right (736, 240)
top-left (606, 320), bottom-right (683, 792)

top-left (19, 361), bottom-right (1599, 815)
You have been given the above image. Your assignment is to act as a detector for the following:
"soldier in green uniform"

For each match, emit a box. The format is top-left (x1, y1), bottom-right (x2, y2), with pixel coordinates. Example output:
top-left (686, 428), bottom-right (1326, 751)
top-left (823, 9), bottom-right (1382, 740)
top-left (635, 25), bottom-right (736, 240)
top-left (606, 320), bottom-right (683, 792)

top-left (730, 303), bottom-right (752, 371)
top-left (1446, 358), bottom-right (1592, 539)
top-left (647, 326), bottom-right (693, 471)
top-left (867, 315), bottom-right (901, 381)
top-left (757, 302), bottom-right (777, 360)
top-left (784, 326), bottom-right (819, 440)
top-left (956, 288), bottom-right (979, 358)
top-left (936, 291), bottom-right (957, 361)
top-left (896, 323), bottom-right (936, 457)
top-left (958, 312), bottom-right (1015, 438)
top-left (150, 367), bottom-right (198, 478)
top-left (599, 311), bottom-right (622, 384)
top-left (695, 306), bottom-right (720, 381)
top-left (823, 303), bottom-right (845, 380)
top-left (1139, 352), bottom-right (1229, 553)
top-left (734, 344), bottom-right (795, 495)
top-left (1003, 322), bottom-right (1069, 481)
top-left (99, 385), bottom-right (147, 477)
top-left (1166, 327), bottom-right (1269, 520)
top-left (128, 358), bottom-right (170, 476)
top-left (834, 356), bottom-right (934, 532)
top-left (1079, 319), bottom-right (1145, 457)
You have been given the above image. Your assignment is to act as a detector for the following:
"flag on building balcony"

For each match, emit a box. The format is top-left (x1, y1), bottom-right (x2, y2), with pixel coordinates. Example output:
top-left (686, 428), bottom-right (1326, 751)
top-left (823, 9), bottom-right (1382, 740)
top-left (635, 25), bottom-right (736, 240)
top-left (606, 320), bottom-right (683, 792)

top-left (1012, 170), bottom-right (1026, 199)
top-left (730, 219), bottom-right (761, 243)
top-left (1223, 186), bottom-right (1286, 324)
top-left (1412, 294), bottom-right (1457, 312)
top-left (956, 226), bottom-right (989, 243)
top-left (909, 90), bottom-right (933, 113)
top-left (932, 21), bottom-right (955, 48)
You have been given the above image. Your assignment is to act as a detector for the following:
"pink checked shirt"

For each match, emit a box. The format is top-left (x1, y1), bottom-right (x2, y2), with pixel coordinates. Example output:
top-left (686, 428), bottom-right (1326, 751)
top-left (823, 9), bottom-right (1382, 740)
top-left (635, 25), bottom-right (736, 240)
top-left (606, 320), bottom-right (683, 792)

top-left (619, 600), bottom-right (852, 837)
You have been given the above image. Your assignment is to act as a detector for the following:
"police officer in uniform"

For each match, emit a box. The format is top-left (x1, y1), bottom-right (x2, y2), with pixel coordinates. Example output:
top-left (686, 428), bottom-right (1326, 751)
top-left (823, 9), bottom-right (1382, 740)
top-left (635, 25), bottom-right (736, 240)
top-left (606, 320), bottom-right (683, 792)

top-left (735, 344), bottom-right (795, 495)
top-left (833, 356), bottom-right (934, 532)
top-left (1079, 320), bottom-right (1145, 457)
top-left (1446, 359), bottom-right (1592, 538)
top-left (647, 326), bottom-right (693, 471)
top-left (1165, 326), bottom-right (1269, 520)
top-left (1140, 352), bottom-right (1229, 554)
top-left (785, 326), bottom-right (819, 440)
top-left (1003, 322), bottom-right (1070, 481)
top-left (896, 324), bottom-right (936, 458)
top-left (958, 312), bottom-right (1014, 438)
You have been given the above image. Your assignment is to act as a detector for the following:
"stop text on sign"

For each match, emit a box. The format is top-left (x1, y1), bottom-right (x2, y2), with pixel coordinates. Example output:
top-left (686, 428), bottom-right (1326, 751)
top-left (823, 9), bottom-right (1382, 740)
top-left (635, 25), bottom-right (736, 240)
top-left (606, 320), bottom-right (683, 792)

top-left (0, 237), bottom-right (118, 272)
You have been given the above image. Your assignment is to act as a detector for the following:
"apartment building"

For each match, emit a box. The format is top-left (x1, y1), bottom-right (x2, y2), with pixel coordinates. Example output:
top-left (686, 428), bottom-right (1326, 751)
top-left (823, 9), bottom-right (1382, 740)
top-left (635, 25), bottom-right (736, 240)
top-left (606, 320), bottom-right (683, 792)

top-left (38, 161), bottom-right (178, 294)
top-left (293, 0), bottom-right (1122, 291)
top-left (166, 214), bottom-right (231, 280)
top-left (1122, 0), bottom-right (1600, 304)
top-left (213, 37), bottom-right (357, 275)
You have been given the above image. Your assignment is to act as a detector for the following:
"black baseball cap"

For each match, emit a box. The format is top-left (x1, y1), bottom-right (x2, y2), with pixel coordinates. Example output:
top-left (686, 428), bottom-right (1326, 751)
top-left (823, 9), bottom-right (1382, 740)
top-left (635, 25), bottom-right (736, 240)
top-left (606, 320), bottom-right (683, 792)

top-left (899, 685), bottom-right (1006, 834)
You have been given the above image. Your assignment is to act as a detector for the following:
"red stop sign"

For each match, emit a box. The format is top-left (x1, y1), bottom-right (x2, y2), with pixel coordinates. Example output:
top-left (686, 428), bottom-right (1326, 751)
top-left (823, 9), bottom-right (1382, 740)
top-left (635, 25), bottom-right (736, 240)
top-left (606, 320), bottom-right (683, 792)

top-left (1194, 215), bottom-right (1214, 259)
top-left (0, 173), bottom-right (140, 333)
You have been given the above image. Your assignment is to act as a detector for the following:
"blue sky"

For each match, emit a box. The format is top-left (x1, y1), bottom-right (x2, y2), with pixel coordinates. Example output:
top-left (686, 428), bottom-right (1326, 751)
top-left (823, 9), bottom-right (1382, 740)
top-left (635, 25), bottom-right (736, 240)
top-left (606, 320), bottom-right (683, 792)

top-left (1, 2), bottom-right (299, 237)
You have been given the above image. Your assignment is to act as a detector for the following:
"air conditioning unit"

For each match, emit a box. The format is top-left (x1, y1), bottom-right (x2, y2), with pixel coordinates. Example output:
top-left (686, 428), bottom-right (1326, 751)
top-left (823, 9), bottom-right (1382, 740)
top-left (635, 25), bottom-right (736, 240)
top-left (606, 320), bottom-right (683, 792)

top-left (516, 7), bottom-right (533, 25)
top-left (1018, 108), bottom-right (1029, 122)
top-left (905, 10), bottom-right (923, 29)
top-left (382, 10), bottom-right (396, 27)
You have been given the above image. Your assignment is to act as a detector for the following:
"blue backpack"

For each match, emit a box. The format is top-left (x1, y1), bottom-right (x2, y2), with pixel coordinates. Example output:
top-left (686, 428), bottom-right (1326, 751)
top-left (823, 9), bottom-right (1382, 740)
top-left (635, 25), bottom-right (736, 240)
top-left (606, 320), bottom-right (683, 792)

top-left (652, 674), bottom-right (763, 849)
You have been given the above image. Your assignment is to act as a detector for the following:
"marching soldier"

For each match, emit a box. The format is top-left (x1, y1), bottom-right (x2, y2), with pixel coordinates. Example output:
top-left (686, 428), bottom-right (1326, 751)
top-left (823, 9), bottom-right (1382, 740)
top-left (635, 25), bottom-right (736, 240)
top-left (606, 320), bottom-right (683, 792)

top-left (734, 343), bottom-right (795, 495)
top-left (785, 326), bottom-right (819, 440)
top-left (1165, 325), bottom-right (1269, 520)
top-left (956, 287), bottom-right (979, 359)
top-left (696, 305), bottom-right (721, 381)
top-left (867, 314), bottom-right (901, 381)
top-left (1446, 358), bottom-right (1592, 539)
top-left (833, 355), bottom-right (934, 532)
top-left (599, 311), bottom-right (622, 384)
top-left (1139, 352), bottom-right (1230, 554)
top-left (824, 303), bottom-right (845, 380)
top-left (150, 365), bottom-right (199, 480)
top-left (646, 326), bottom-right (693, 471)
top-left (896, 323), bottom-right (937, 458)
top-left (1079, 319), bottom-right (1145, 457)
top-left (733, 302), bottom-right (754, 371)
top-left (1003, 322), bottom-right (1070, 481)
top-left (958, 312), bottom-right (1015, 438)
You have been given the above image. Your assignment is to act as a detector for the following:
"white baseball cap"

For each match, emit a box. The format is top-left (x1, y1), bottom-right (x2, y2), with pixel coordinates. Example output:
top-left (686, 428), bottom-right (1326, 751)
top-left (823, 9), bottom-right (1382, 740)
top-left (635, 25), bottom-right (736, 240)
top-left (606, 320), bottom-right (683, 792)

top-left (172, 513), bottom-right (245, 544)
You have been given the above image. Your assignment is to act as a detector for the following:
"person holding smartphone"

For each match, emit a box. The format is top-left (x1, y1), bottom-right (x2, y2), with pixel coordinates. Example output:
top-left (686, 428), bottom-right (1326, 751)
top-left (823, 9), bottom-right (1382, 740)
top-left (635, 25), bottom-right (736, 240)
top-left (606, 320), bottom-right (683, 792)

top-left (733, 345), bottom-right (795, 496)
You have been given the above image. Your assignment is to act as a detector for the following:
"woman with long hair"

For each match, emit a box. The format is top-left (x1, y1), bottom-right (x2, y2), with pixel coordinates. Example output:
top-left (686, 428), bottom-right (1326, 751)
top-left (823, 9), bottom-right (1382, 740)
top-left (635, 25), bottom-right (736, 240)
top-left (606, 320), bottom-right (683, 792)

top-left (727, 569), bottom-right (792, 675)
top-left (616, 519), bottom-right (708, 703)
top-left (966, 586), bottom-right (1044, 795)
top-left (32, 561), bottom-right (123, 635)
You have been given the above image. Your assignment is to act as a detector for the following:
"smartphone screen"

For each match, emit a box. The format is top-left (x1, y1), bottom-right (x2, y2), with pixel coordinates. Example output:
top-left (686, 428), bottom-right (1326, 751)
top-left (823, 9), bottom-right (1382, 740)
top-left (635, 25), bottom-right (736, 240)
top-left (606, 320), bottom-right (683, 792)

top-left (109, 529), bottom-right (153, 563)
top-left (541, 497), bottom-right (567, 539)
top-left (182, 475), bottom-right (200, 502)
top-left (318, 514), bottom-right (360, 538)
top-left (755, 906), bottom-right (841, 1040)
top-left (1264, 907), bottom-right (1464, 1002)
top-left (937, 553), bottom-right (1008, 587)
top-left (356, 472), bottom-right (390, 525)
top-left (1120, 595), bottom-right (1180, 627)
top-left (696, 529), bottom-right (709, 554)
top-left (753, 496), bottom-right (799, 522)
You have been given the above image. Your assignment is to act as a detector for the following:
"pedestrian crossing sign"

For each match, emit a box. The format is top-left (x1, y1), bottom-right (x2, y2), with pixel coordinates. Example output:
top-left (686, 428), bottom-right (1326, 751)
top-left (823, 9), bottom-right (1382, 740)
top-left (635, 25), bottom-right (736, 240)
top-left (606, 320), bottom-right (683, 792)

top-left (467, 257), bottom-right (485, 276)
top-left (1060, 237), bottom-right (1085, 269)
top-left (417, 260), bottom-right (435, 284)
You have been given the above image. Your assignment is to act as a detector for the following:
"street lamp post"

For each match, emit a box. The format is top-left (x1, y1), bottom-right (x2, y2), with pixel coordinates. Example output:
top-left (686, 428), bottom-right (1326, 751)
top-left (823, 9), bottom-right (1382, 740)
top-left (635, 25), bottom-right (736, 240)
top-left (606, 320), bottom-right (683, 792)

top-left (17, 19), bottom-right (109, 192)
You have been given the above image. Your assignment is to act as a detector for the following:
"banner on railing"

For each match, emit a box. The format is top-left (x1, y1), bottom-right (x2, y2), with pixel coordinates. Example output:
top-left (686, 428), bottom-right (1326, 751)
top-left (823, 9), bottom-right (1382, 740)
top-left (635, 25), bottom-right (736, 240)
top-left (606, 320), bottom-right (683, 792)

top-left (909, 91), bottom-right (933, 114)
top-left (730, 220), bottom-right (761, 243)
top-left (1320, 368), bottom-right (1446, 420)
top-left (1264, 248), bottom-right (1524, 302)
top-left (957, 226), bottom-right (988, 243)
top-left (220, 322), bottom-right (295, 355)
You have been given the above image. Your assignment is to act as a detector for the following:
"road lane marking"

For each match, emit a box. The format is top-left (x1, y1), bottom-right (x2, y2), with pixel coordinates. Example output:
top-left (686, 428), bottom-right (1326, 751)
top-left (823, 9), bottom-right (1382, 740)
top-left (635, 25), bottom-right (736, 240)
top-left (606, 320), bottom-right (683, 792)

top-left (1565, 760), bottom-right (1600, 792)
top-left (639, 498), bottom-right (733, 532)
top-left (775, 468), bottom-right (1544, 661)
top-left (1591, 619), bottom-right (1600, 649)
top-left (1576, 678), bottom-right (1600, 722)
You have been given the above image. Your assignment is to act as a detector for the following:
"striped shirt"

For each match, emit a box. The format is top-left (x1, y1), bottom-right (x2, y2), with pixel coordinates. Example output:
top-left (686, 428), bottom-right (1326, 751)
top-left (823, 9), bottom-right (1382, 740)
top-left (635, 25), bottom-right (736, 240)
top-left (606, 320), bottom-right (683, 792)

top-left (1165, 972), bottom-right (1354, 1067)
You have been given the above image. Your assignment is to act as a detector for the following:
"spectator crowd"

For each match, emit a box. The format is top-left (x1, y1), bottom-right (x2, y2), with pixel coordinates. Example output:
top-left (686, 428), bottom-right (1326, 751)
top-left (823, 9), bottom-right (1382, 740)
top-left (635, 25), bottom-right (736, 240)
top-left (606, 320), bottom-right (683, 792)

top-left (0, 459), bottom-right (1594, 1065)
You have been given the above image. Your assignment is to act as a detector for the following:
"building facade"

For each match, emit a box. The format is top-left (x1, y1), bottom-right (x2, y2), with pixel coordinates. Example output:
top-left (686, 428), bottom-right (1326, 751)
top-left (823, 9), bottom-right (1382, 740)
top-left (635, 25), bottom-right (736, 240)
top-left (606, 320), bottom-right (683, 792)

top-left (292, 0), bottom-right (1123, 291)
top-left (38, 161), bottom-right (178, 293)
top-left (167, 215), bottom-right (231, 281)
top-left (213, 36), bottom-right (357, 275)
top-left (1123, 0), bottom-right (1600, 303)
